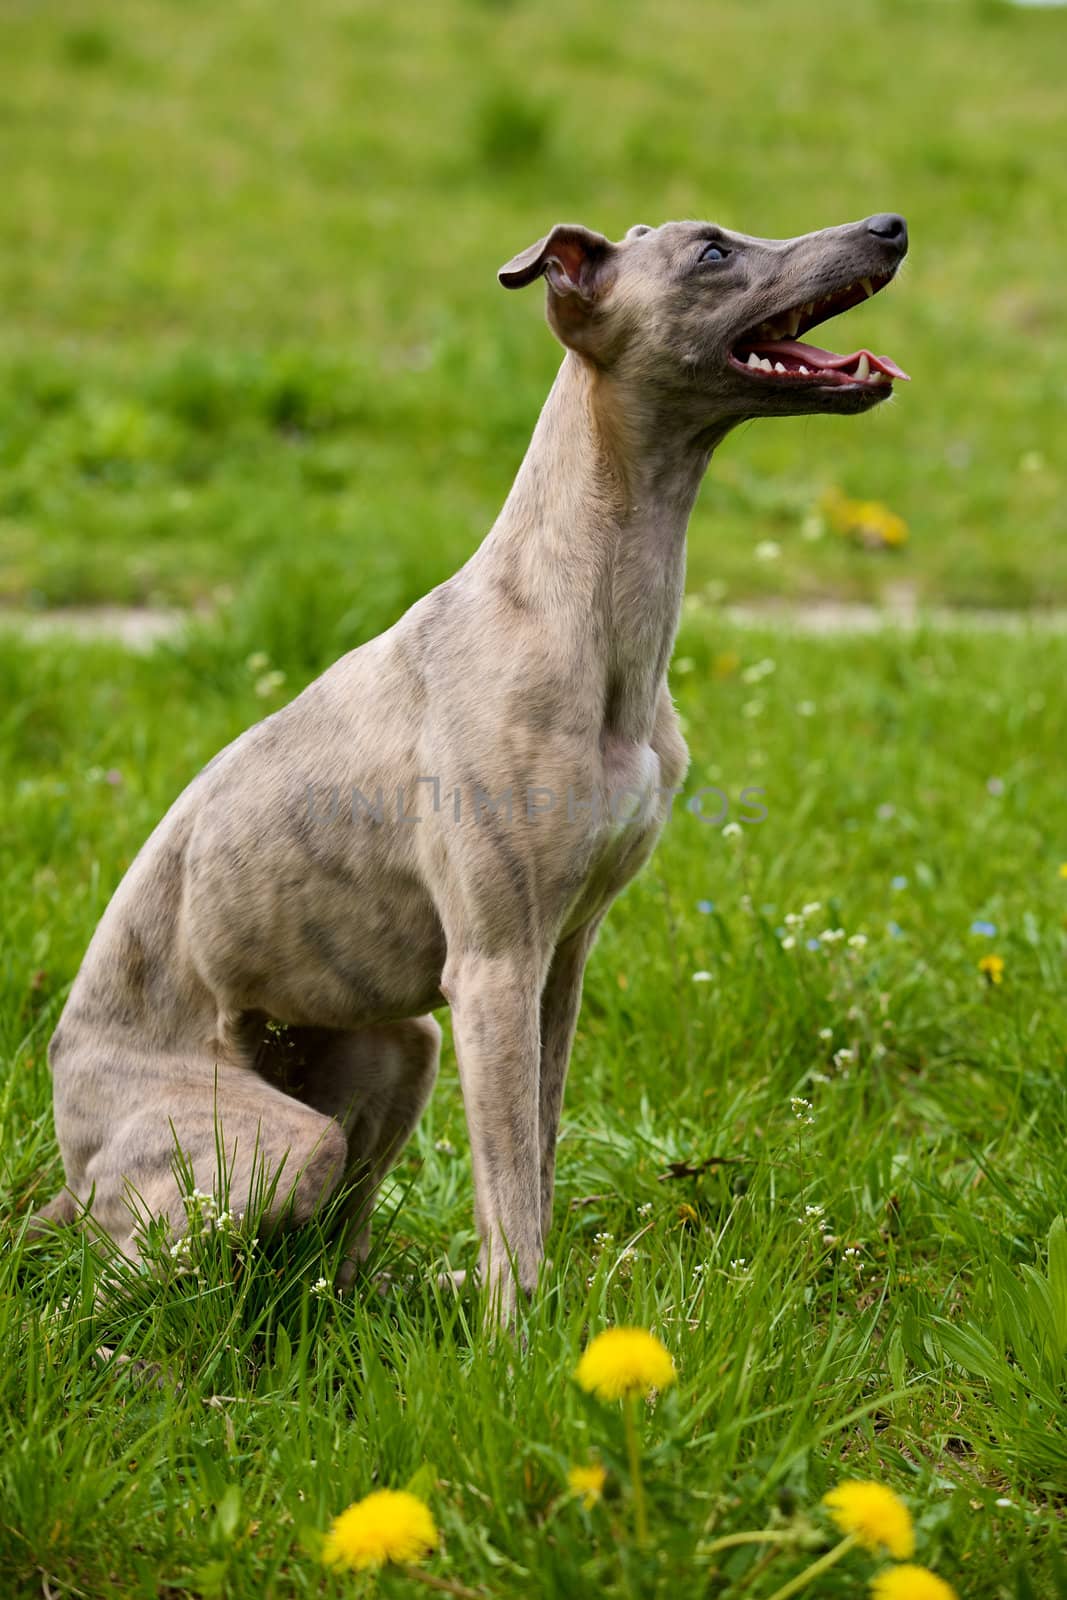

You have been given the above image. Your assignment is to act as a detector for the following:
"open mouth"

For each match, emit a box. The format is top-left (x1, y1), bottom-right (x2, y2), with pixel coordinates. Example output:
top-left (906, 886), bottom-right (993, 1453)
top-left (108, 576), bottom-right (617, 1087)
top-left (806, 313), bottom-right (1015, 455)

top-left (729, 271), bottom-right (909, 389)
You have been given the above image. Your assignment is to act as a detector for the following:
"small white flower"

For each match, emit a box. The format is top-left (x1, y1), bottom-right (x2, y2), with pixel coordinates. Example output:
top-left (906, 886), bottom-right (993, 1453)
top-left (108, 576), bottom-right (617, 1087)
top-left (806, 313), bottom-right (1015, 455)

top-left (818, 1027), bottom-right (833, 1042)
top-left (834, 1048), bottom-right (855, 1067)
top-left (781, 936), bottom-right (796, 950)
top-left (311, 1275), bottom-right (329, 1296)
top-left (802, 902), bottom-right (822, 917)
top-left (805, 1204), bottom-right (825, 1217)
top-left (434, 1137), bottom-right (456, 1155)
top-left (741, 658), bottom-right (776, 684)
top-left (754, 540), bottom-right (781, 562)
top-left (790, 1096), bottom-right (815, 1125)
top-left (784, 912), bottom-right (803, 929)
top-left (729, 1258), bottom-right (748, 1270)
top-left (638, 1202), bottom-right (653, 1217)
top-left (593, 1231), bottom-right (614, 1249)
top-left (722, 822), bottom-right (743, 840)
top-left (692, 969), bottom-right (713, 982)
top-left (246, 651), bottom-right (270, 672)
top-left (847, 933), bottom-right (868, 950)
top-left (255, 669), bottom-right (287, 699)
top-left (796, 700), bottom-right (817, 718)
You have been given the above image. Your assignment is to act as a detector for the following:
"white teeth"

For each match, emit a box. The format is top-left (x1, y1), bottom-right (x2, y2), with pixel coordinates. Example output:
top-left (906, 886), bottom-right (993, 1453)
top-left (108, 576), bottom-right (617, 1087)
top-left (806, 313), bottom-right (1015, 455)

top-left (759, 358), bottom-right (773, 372)
top-left (860, 277), bottom-right (875, 298)
top-left (855, 353), bottom-right (870, 380)
top-left (798, 365), bottom-right (810, 374)
top-left (773, 362), bottom-right (786, 373)
top-left (747, 352), bottom-right (761, 369)
top-left (868, 371), bottom-right (886, 384)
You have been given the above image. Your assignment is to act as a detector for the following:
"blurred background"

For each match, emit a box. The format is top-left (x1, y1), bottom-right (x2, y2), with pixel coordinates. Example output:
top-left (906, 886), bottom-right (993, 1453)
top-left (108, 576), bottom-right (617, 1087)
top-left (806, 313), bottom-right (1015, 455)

top-left (0, 0), bottom-right (1064, 640)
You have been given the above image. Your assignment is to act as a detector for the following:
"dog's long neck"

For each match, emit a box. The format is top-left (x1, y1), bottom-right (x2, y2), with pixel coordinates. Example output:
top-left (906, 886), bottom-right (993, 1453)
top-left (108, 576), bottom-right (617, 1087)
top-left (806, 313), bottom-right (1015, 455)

top-left (479, 351), bottom-right (716, 742)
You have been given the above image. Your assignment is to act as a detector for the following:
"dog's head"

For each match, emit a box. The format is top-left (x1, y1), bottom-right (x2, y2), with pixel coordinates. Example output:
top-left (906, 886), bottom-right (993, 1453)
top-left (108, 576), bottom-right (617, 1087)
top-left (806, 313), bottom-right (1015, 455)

top-left (499, 214), bottom-right (909, 430)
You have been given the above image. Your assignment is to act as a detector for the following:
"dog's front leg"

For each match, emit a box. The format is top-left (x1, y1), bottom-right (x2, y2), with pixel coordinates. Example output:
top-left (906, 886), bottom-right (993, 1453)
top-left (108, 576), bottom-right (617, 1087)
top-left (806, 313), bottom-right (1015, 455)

top-left (538, 919), bottom-right (602, 1242)
top-left (444, 950), bottom-right (544, 1321)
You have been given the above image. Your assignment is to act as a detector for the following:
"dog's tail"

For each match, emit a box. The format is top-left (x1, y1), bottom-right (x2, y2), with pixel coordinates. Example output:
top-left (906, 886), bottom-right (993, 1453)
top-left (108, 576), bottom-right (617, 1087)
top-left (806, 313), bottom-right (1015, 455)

top-left (25, 1187), bottom-right (78, 1237)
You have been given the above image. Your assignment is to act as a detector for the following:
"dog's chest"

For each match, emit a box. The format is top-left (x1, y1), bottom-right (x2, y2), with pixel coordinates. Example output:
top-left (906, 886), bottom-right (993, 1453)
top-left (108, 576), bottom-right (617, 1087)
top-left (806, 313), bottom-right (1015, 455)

top-left (557, 736), bottom-right (670, 935)
top-left (600, 734), bottom-right (662, 817)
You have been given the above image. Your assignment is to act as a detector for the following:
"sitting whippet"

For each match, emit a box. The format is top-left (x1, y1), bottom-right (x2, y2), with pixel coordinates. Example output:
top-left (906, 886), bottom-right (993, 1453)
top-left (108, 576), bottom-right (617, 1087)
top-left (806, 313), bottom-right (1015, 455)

top-left (35, 213), bottom-right (909, 1315)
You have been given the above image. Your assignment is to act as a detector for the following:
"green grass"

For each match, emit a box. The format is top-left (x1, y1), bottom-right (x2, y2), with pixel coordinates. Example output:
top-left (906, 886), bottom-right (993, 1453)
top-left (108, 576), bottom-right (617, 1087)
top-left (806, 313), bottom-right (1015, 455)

top-left (3, 614), bottom-right (1066, 1597)
top-left (3, 1), bottom-right (1067, 1594)
top-left (0, 0), bottom-right (1065, 612)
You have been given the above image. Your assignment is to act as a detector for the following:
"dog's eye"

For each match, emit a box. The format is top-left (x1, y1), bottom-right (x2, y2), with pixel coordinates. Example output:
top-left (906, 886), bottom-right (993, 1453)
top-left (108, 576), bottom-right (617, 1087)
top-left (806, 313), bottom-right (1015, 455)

top-left (700, 242), bottom-right (729, 263)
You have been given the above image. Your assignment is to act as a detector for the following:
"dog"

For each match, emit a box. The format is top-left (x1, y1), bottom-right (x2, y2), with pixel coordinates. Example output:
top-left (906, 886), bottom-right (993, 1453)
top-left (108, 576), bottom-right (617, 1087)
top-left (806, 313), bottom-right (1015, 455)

top-left (32, 213), bottom-right (909, 1317)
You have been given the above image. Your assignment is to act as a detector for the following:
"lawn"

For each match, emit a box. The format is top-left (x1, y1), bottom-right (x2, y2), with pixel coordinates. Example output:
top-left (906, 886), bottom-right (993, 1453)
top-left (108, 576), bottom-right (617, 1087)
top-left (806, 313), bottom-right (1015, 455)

top-left (3, 616), bottom-right (1066, 1597)
top-left (2, 0), bottom-right (1066, 1596)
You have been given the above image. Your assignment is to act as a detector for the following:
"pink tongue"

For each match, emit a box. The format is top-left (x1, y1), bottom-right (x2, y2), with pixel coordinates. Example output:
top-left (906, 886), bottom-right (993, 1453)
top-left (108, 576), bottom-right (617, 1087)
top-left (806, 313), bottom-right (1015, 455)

top-left (748, 339), bottom-right (910, 381)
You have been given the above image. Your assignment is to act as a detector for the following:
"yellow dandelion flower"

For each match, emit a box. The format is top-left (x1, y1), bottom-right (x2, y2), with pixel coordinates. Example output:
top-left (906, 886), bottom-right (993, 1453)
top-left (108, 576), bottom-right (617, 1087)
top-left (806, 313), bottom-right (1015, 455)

top-left (871, 1565), bottom-right (958, 1600)
top-left (321, 1489), bottom-right (438, 1572)
top-left (567, 1462), bottom-right (607, 1508)
top-left (575, 1326), bottom-right (677, 1402)
top-left (853, 500), bottom-right (909, 548)
top-left (823, 1481), bottom-right (915, 1559)
top-left (978, 953), bottom-right (1005, 985)
top-left (713, 649), bottom-right (741, 679)
top-left (820, 489), bottom-right (908, 549)
top-left (1058, 863), bottom-right (1067, 880)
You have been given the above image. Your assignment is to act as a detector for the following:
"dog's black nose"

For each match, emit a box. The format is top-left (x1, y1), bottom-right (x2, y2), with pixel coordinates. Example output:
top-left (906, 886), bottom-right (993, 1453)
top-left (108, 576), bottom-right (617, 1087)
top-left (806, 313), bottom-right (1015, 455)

top-left (866, 213), bottom-right (908, 251)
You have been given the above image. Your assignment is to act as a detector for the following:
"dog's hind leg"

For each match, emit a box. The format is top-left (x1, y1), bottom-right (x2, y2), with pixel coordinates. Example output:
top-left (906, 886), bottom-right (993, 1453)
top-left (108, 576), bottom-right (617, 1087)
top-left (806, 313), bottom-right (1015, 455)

top-left (63, 1052), bottom-right (350, 1264)
top-left (25, 1186), bottom-right (78, 1239)
top-left (279, 1016), bottom-right (442, 1283)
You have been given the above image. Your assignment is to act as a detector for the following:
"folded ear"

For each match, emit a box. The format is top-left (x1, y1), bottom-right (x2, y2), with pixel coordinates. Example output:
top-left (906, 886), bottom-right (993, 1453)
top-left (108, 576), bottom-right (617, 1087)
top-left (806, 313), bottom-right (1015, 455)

top-left (498, 223), bottom-right (616, 301)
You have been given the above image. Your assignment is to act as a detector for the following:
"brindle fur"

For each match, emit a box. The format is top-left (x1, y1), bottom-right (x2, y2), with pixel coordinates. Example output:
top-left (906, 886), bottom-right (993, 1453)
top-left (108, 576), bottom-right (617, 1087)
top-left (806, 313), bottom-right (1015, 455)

top-left (34, 214), bottom-right (908, 1317)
